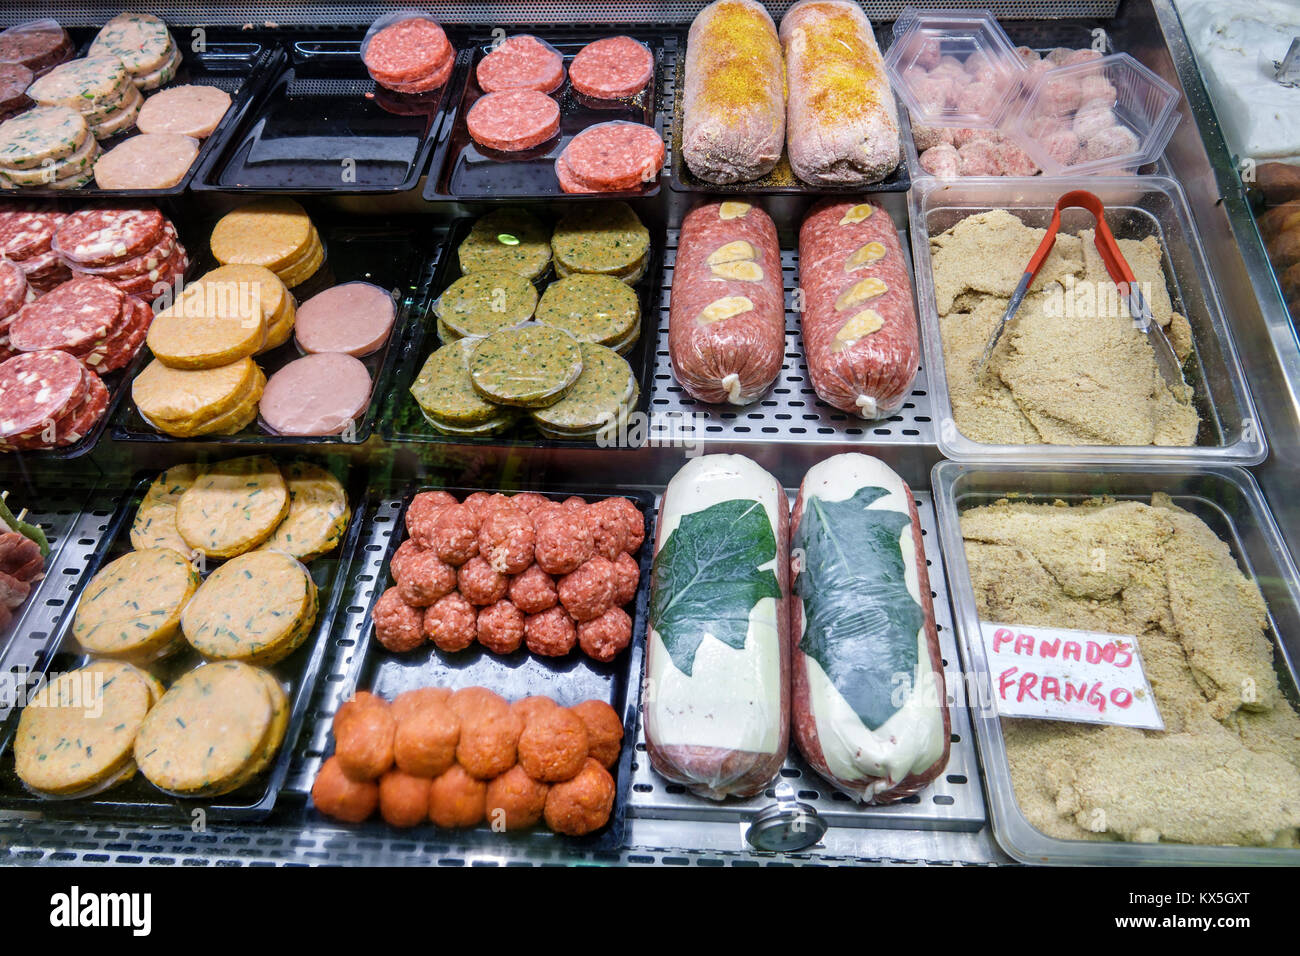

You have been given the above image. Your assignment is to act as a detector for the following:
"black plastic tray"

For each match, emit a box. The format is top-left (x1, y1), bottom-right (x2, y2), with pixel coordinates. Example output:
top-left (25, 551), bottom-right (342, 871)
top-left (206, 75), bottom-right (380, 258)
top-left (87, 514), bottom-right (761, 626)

top-left (0, 457), bottom-right (368, 822)
top-left (11, 27), bottom-right (285, 198)
top-left (667, 32), bottom-right (911, 195)
top-left (424, 31), bottom-right (665, 201)
top-left (3, 199), bottom-right (196, 460)
top-left (382, 215), bottom-right (662, 449)
top-left (193, 33), bottom-right (467, 194)
top-left (306, 481), bottom-right (656, 852)
top-left (110, 216), bottom-right (438, 446)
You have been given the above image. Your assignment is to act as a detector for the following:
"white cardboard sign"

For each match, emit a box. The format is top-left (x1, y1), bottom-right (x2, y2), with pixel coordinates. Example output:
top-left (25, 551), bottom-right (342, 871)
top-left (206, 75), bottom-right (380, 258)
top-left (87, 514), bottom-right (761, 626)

top-left (979, 621), bottom-right (1164, 730)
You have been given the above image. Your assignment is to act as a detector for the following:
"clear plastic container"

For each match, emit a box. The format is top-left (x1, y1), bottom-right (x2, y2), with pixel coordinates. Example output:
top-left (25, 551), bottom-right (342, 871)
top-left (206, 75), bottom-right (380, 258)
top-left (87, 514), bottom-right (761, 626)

top-left (909, 175), bottom-right (1267, 464)
top-left (885, 7), bottom-right (1027, 129)
top-left (1009, 52), bottom-right (1180, 176)
top-left (932, 460), bottom-right (1300, 865)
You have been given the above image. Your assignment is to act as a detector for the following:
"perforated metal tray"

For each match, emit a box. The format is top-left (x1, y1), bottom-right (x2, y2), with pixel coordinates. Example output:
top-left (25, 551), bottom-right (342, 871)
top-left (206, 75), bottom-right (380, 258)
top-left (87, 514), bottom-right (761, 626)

top-left (627, 489), bottom-right (985, 833)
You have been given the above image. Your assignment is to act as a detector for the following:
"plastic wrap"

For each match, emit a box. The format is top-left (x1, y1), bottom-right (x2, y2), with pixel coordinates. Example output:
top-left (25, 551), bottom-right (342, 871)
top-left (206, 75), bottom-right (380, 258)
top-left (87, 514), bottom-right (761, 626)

top-left (476, 34), bottom-right (565, 94)
top-left (432, 268), bottom-right (537, 339)
top-left (669, 201), bottom-right (784, 405)
top-left (643, 454), bottom-right (789, 800)
top-left (789, 453), bottom-right (949, 804)
top-left (0, 19), bottom-right (73, 78)
top-left (568, 35), bottom-right (654, 100)
top-left (681, 0), bottom-right (785, 185)
top-left (556, 120), bottom-right (665, 193)
top-left (466, 322), bottom-right (584, 408)
top-left (361, 11), bottom-right (456, 94)
top-left (797, 198), bottom-right (919, 418)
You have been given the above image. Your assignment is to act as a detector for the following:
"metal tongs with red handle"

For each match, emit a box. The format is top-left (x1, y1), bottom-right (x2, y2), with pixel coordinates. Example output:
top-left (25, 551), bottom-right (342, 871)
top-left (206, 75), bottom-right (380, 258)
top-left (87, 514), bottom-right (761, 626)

top-left (977, 189), bottom-right (1189, 394)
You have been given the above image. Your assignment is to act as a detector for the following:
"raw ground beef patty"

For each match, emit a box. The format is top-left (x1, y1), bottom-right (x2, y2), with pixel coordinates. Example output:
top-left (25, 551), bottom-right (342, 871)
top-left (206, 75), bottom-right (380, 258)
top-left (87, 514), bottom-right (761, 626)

top-left (466, 89), bottom-right (561, 152)
top-left (556, 121), bottom-right (665, 192)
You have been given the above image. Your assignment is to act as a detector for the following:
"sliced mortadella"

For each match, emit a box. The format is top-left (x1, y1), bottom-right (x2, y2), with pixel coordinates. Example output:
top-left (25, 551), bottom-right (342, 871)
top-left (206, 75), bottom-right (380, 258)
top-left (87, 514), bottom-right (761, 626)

top-left (259, 352), bottom-right (373, 436)
top-left (294, 281), bottom-right (396, 357)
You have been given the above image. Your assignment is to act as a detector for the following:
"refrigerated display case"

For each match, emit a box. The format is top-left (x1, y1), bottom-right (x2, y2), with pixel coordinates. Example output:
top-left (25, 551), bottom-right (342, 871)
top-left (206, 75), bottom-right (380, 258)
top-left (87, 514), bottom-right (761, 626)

top-left (0, 0), bottom-right (1297, 868)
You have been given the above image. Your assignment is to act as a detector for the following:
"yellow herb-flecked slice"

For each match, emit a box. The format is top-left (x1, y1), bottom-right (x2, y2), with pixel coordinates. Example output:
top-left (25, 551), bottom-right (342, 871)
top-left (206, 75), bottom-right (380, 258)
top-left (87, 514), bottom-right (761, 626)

top-left (130, 463), bottom-right (204, 554)
top-left (256, 461), bottom-right (350, 562)
top-left (134, 661), bottom-right (272, 794)
top-left (72, 548), bottom-right (200, 660)
top-left (15, 662), bottom-right (152, 795)
top-left (175, 455), bottom-right (289, 558)
top-left (181, 550), bottom-right (316, 664)
top-left (175, 668), bottom-right (288, 797)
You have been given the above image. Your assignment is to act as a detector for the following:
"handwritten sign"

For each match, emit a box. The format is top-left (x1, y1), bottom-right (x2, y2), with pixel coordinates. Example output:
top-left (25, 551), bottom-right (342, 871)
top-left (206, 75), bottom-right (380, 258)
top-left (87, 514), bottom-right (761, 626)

top-left (979, 622), bottom-right (1163, 730)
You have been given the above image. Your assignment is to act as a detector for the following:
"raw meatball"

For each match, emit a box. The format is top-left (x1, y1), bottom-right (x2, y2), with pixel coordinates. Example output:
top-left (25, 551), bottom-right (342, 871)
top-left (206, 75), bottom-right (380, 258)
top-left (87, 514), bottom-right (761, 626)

top-left (1079, 74), bottom-right (1116, 105)
top-left (544, 758), bottom-right (615, 836)
top-left (456, 709), bottom-right (523, 779)
top-left (479, 493), bottom-right (515, 515)
top-left (430, 504), bottom-right (481, 566)
top-left (610, 551), bottom-right (639, 606)
top-left (586, 499), bottom-right (626, 560)
top-left (372, 586), bottom-right (425, 652)
top-left (396, 549), bottom-right (458, 607)
top-left (312, 755), bottom-right (379, 823)
top-left (379, 769), bottom-right (432, 827)
top-left (1073, 103), bottom-right (1116, 141)
top-left (390, 686), bottom-right (451, 723)
top-left (577, 606), bottom-right (633, 662)
top-left (478, 506), bottom-right (535, 574)
top-left (957, 140), bottom-right (999, 176)
top-left (510, 492), bottom-right (551, 513)
top-left (406, 491), bottom-right (456, 549)
top-left (458, 556), bottom-right (509, 606)
top-left (429, 765), bottom-right (487, 828)
top-left (1084, 125), bottom-right (1139, 162)
top-left (517, 705), bottom-right (589, 782)
top-left (476, 599), bottom-right (525, 654)
top-left (449, 686), bottom-right (509, 721)
top-left (394, 698), bottom-right (460, 777)
top-left (912, 74), bottom-right (954, 114)
top-left (1040, 76), bottom-right (1083, 114)
top-left (911, 124), bottom-right (954, 152)
top-left (920, 143), bottom-right (960, 178)
top-left (511, 695), bottom-right (559, 724)
top-left (995, 141), bottom-right (1039, 177)
top-left (525, 606), bottom-right (577, 657)
top-left (533, 508), bottom-right (595, 575)
top-left (558, 556), bottom-right (615, 622)
top-left (952, 127), bottom-right (998, 148)
top-left (334, 703), bottom-right (396, 781)
top-left (1064, 49), bottom-right (1103, 66)
top-left (389, 538), bottom-right (423, 581)
top-left (1015, 45), bottom-right (1040, 66)
top-left (462, 491), bottom-right (492, 515)
top-left (570, 699), bottom-right (623, 768)
top-left (562, 496), bottom-right (587, 510)
top-left (956, 80), bottom-right (994, 114)
top-left (1043, 128), bottom-right (1081, 166)
top-left (485, 765), bottom-right (550, 830)
top-left (601, 497), bottom-right (643, 552)
top-left (1045, 47), bottom-right (1074, 66)
top-left (423, 592), bottom-right (478, 651)
top-left (509, 564), bottom-right (558, 614)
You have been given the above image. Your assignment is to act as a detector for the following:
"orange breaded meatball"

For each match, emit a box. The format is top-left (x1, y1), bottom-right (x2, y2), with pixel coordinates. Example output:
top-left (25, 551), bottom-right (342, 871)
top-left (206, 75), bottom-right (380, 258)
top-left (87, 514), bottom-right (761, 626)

top-left (389, 538), bottom-right (423, 582)
top-left (313, 756), bottom-right (379, 823)
top-left (406, 490), bottom-right (457, 549)
top-left (544, 758), bottom-right (615, 836)
top-left (379, 769), bottom-right (432, 827)
top-left (524, 606), bottom-right (577, 657)
top-left (485, 765), bottom-right (550, 830)
top-left (511, 695), bottom-right (558, 724)
top-left (517, 705), bottom-right (589, 782)
top-left (610, 551), bottom-right (640, 606)
top-left (431, 503), bottom-right (481, 566)
top-left (570, 699), bottom-right (623, 768)
top-left (332, 690), bottom-right (389, 738)
top-left (394, 698), bottom-right (461, 777)
top-left (449, 686), bottom-right (508, 721)
top-left (456, 709), bottom-right (523, 780)
top-left (478, 506), bottom-right (535, 574)
top-left (577, 606), bottom-right (632, 662)
top-left (429, 764), bottom-right (487, 828)
top-left (558, 555), bottom-right (615, 622)
top-left (533, 507), bottom-right (595, 575)
top-left (458, 556), bottom-right (509, 606)
top-left (334, 703), bottom-right (396, 781)
top-left (372, 586), bottom-right (425, 652)
top-left (510, 492), bottom-right (551, 514)
top-left (476, 599), bottom-right (525, 654)
top-left (423, 592), bottom-right (478, 651)
top-left (396, 549), bottom-right (458, 607)
top-left (509, 563), bottom-right (557, 615)
top-left (390, 686), bottom-right (451, 723)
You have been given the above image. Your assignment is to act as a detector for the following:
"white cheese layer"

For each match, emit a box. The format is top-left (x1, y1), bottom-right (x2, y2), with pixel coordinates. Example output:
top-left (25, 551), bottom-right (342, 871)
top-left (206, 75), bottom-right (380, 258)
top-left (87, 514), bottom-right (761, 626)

top-left (646, 454), bottom-right (786, 754)
top-left (795, 453), bottom-right (945, 795)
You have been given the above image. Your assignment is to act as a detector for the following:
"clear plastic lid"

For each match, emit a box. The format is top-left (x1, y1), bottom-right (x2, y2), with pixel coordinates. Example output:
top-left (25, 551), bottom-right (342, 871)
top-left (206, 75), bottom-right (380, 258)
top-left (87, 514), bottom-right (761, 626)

top-left (1009, 52), bottom-right (1180, 176)
top-left (884, 6), bottom-right (1027, 129)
